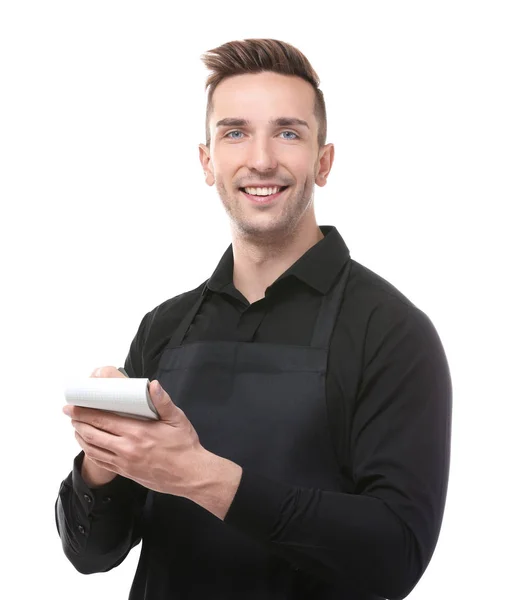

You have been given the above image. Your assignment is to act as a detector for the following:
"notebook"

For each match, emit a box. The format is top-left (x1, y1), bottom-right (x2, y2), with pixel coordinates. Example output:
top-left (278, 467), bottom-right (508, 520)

top-left (64, 376), bottom-right (159, 420)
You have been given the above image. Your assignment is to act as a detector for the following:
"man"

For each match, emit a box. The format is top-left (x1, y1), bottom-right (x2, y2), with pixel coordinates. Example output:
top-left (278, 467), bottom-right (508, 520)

top-left (56, 38), bottom-right (452, 599)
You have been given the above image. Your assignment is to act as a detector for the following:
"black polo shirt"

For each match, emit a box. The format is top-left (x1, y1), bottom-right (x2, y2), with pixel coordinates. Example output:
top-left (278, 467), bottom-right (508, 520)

top-left (56, 225), bottom-right (452, 599)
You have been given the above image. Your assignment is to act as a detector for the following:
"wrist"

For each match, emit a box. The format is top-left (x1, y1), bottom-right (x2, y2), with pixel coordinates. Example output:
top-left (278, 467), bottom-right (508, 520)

top-left (81, 454), bottom-right (117, 488)
top-left (187, 450), bottom-right (242, 520)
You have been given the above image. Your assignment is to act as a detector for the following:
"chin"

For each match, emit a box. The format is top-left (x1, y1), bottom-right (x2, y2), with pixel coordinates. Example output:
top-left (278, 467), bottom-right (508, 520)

top-left (235, 217), bottom-right (296, 239)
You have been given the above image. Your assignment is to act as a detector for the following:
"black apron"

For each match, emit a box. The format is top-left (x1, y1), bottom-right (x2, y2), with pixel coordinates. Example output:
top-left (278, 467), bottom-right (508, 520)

top-left (135, 260), bottom-right (359, 599)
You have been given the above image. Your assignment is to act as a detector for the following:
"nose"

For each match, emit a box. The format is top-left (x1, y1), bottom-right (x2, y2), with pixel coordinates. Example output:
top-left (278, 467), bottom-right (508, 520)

top-left (245, 136), bottom-right (278, 172)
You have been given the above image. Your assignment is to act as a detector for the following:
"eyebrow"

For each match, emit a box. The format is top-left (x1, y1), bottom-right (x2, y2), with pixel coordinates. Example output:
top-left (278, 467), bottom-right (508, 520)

top-left (215, 117), bottom-right (310, 129)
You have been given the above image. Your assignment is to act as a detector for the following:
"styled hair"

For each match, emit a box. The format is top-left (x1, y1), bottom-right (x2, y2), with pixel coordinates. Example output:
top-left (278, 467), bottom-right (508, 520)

top-left (201, 38), bottom-right (327, 148)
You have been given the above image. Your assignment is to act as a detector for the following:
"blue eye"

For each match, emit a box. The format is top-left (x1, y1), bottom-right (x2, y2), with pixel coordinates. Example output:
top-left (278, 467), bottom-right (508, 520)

top-left (225, 130), bottom-right (299, 140)
top-left (226, 130), bottom-right (244, 139)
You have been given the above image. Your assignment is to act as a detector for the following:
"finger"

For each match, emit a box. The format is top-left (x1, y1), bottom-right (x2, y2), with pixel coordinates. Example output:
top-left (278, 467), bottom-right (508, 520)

top-left (148, 380), bottom-right (184, 425)
top-left (90, 366), bottom-right (127, 378)
top-left (69, 408), bottom-right (124, 435)
top-left (72, 420), bottom-right (123, 451)
top-left (74, 430), bottom-right (118, 463)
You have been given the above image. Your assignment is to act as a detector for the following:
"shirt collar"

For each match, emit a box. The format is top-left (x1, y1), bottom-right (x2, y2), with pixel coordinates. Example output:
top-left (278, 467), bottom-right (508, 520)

top-left (204, 225), bottom-right (350, 297)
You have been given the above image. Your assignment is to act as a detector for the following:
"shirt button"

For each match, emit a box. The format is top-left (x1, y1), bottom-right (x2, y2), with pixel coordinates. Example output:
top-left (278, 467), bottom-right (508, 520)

top-left (102, 496), bottom-right (111, 503)
top-left (77, 525), bottom-right (85, 535)
top-left (83, 494), bottom-right (92, 503)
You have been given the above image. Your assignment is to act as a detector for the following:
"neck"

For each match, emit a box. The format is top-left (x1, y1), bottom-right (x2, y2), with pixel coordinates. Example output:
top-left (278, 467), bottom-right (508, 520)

top-left (231, 218), bottom-right (324, 304)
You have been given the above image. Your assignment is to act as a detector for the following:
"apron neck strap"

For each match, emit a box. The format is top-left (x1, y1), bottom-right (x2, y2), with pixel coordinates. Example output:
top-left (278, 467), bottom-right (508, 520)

top-left (169, 259), bottom-right (352, 350)
top-left (310, 259), bottom-right (352, 350)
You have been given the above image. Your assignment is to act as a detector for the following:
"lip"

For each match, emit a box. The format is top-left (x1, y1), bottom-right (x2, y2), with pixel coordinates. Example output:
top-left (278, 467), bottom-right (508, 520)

top-left (240, 186), bottom-right (289, 205)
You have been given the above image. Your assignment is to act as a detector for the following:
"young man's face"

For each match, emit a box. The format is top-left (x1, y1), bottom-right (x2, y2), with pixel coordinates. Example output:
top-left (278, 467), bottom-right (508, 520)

top-left (199, 72), bottom-right (334, 240)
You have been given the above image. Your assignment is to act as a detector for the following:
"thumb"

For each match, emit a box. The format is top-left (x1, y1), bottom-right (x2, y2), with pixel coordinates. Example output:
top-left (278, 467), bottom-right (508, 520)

top-left (149, 380), bottom-right (182, 424)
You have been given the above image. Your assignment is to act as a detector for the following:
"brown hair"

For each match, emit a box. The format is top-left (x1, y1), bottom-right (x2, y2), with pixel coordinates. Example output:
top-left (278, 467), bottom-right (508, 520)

top-left (201, 38), bottom-right (327, 149)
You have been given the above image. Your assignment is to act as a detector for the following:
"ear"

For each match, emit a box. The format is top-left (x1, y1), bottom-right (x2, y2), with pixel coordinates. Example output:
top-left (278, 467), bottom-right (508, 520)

top-left (315, 143), bottom-right (335, 187)
top-left (199, 144), bottom-right (215, 186)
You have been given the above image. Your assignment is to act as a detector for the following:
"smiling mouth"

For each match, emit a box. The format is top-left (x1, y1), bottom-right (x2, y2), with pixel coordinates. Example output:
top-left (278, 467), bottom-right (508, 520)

top-left (239, 186), bottom-right (289, 204)
top-left (240, 185), bottom-right (288, 195)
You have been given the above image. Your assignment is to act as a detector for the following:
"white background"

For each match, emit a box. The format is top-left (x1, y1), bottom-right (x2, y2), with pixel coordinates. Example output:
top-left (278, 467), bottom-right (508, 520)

top-left (1, 1), bottom-right (511, 598)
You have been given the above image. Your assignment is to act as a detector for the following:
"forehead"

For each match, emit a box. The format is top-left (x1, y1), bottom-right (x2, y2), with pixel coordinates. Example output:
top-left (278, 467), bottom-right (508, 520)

top-left (211, 72), bottom-right (316, 124)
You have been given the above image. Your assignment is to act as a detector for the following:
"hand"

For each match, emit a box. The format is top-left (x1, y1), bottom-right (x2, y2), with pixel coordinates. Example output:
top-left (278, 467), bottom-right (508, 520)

top-left (79, 366), bottom-right (127, 487)
top-left (63, 368), bottom-right (210, 498)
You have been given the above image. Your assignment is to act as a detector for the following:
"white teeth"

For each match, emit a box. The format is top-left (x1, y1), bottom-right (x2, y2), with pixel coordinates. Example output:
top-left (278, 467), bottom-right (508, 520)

top-left (244, 186), bottom-right (281, 196)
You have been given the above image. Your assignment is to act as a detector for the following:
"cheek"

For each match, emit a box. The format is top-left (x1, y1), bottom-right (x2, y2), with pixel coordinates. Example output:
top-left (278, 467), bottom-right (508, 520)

top-left (282, 152), bottom-right (314, 174)
top-left (211, 158), bottom-right (238, 185)
top-left (293, 164), bottom-right (316, 187)
top-left (212, 144), bottom-right (244, 166)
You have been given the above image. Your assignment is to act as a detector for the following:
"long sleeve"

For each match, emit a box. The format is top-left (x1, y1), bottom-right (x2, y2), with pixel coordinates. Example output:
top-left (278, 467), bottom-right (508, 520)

top-left (56, 314), bottom-right (151, 574)
top-left (224, 305), bottom-right (452, 599)
top-left (55, 451), bottom-right (148, 574)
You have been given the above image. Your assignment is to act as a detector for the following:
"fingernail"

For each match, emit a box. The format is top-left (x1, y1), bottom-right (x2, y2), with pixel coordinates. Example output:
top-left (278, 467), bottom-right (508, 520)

top-left (94, 367), bottom-right (102, 376)
top-left (63, 406), bottom-right (71, 416)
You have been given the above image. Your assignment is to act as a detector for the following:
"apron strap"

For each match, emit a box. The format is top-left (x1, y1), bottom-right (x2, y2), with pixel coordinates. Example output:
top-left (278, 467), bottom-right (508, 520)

top-left (310, 259), bottom-right (352, 350)
top-left (169, 282), bottom-right (209, 347)
top-left (170, 259), bottom-right (351, 351)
